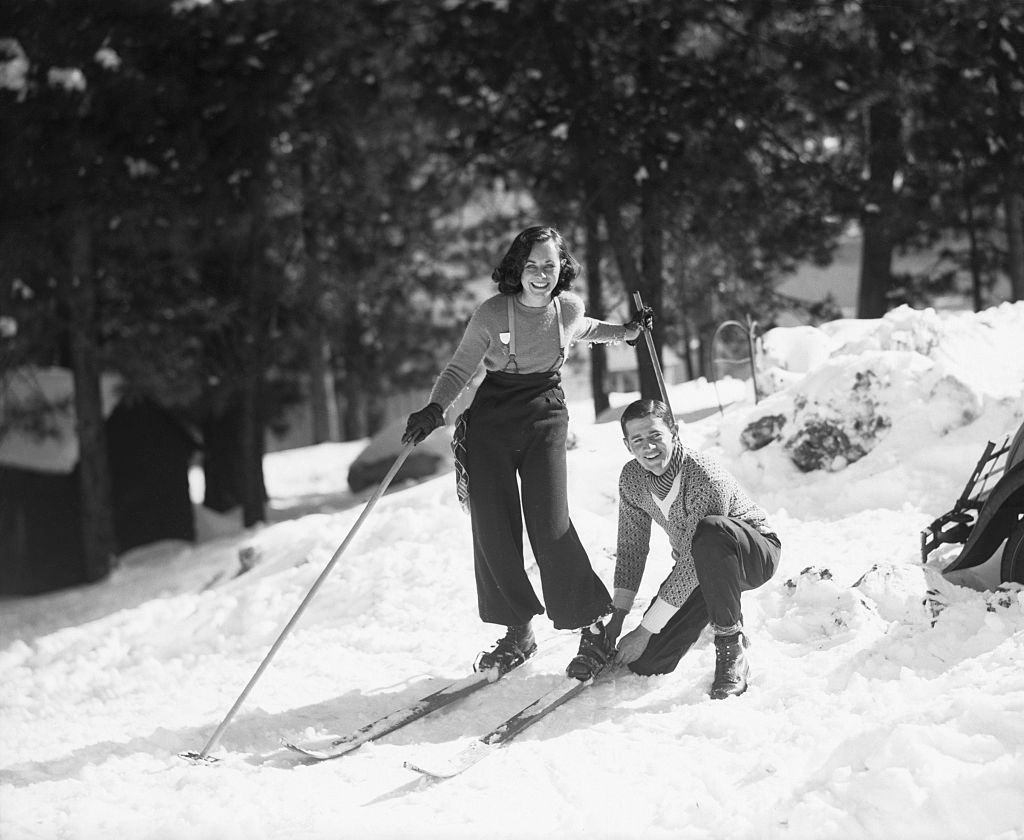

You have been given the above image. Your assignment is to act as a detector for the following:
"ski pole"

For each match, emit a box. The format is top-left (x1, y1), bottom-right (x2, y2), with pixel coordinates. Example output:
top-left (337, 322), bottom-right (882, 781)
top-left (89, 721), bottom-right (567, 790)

top-left (182, 439), bottom-right (416, 763)
top-left (631, 291), bottom-right (673, 418)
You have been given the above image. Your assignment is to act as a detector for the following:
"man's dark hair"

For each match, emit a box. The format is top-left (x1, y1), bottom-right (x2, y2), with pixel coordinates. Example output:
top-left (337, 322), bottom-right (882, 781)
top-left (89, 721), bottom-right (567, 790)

top-left (620, 399), bottom-right (677, 437)
top-left (491, 225), bottom-right (580, 296)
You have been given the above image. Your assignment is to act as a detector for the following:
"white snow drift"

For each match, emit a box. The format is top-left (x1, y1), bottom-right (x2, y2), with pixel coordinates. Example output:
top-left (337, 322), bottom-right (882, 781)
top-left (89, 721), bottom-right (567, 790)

top-left (2, 302), bottom-right (1023, 840)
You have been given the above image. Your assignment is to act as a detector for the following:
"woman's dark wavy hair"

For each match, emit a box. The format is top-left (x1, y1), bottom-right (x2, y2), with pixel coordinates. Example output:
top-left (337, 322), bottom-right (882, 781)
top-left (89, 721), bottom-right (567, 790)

top-left (620, 399), bottom-right (678, 437)
top-left (491, 225), bottom-right (580, 296)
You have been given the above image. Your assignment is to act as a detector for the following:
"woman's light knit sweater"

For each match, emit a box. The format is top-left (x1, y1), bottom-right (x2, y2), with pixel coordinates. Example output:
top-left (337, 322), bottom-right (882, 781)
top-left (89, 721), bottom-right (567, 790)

top-left (428, 291), bottom-right (629, 410)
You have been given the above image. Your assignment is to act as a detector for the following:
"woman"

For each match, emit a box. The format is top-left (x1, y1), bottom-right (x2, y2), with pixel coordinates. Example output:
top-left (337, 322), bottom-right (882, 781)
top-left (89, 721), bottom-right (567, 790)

top-left (402, 225), bottom-right (647, 679)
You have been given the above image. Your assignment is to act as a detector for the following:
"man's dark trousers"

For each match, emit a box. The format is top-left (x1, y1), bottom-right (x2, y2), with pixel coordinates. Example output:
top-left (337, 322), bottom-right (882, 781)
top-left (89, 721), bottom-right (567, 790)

top-left (630, 515), bottom-right (781, 676)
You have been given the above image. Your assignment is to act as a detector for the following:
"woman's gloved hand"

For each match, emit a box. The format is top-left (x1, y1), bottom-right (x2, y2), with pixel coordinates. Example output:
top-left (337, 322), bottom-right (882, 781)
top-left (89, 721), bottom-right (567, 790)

top-left (402, 402), bottom-right (445, 445)
top-left (605, 608), bottom-right (629, 645)
top-left (626, 306), bottom-right (654, 346)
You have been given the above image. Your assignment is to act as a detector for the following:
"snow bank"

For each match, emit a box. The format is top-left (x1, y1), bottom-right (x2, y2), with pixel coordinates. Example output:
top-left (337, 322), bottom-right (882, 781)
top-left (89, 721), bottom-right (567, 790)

top-left (2, 303), bottom-right (1024, 840)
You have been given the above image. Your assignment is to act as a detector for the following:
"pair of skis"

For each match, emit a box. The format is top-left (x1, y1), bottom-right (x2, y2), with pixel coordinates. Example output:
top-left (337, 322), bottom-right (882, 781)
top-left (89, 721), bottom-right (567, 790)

top-left (282, 661), bottom-right (608, 778)
top-left (403, 671), bottom-right (598, 778)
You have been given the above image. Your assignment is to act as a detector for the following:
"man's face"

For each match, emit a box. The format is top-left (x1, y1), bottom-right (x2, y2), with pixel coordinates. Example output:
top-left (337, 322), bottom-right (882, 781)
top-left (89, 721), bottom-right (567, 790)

top-left (623, 415), bottom-right (675, 475)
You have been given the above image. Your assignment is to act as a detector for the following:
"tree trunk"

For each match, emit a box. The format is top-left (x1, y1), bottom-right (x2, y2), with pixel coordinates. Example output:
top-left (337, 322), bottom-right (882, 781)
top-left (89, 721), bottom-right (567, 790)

top-left (66, 207), bottom-right (115, 582)
top-left (856, 98), bottom-right (901, 319)
top-left (637, 177), bottom-right (665, 401)
top-left (300, 156), bottom-right (340, 443)
top-left (239, 370), bottom-right (266, 527)
top-left (988, 9), bottom-right (1024, 303)
top-left (309, 331), bottom-right (339, 443)
top-left (678, 313), bottom-right (696, 382)
top-left (598, 193), bottom-right (644, 293)
top-left (598, 193), bottom-right (655, 398)
top-left (367, 389), bottom-right (387, 436)
top-left (339, 306), bottom-right (370, 440)
top-left (202, 401), bottom-right (244, 512)
top-left (240, 228), bottom-right (268, 528)
top-left (583, 188), bottom-right (609, 417)
top-left (1004, 184), bottom-right (1024, 302)
top-left (343, 387), bottom-right (368, 440)
top-left (201, 388), bottom-right (266, 526)
top-left (858, 1), bottom-right (904, 319)
top-left (962, 171), bottom-right (984, 312)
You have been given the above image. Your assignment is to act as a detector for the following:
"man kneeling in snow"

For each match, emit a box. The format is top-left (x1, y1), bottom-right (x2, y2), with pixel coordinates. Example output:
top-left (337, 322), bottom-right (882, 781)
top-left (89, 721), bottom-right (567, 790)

top-left (603, 398), bottom-right (781, 698)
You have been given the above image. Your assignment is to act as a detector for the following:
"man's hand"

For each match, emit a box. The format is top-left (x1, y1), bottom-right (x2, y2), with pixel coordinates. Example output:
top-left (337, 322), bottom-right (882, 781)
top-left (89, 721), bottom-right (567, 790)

top-left (615, 625), bottom-right (653, 666)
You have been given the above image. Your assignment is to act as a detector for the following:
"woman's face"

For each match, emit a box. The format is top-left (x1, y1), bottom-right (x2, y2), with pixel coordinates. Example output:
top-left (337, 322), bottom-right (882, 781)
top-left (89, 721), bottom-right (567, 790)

top-left (518, 240), bottom-right (561, 306)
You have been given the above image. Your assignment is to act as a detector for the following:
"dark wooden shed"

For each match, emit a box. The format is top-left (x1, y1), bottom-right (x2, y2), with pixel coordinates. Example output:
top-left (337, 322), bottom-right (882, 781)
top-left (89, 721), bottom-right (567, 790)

top-left (1, 370), bottom-right (198, 595)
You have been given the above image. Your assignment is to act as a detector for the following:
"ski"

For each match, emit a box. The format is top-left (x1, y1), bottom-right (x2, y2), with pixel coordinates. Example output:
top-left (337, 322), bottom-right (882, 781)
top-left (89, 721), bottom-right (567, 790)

top-left (282, 667), bottom-right (506, 761)
top-left (402, 669), bottom-right (609, 778)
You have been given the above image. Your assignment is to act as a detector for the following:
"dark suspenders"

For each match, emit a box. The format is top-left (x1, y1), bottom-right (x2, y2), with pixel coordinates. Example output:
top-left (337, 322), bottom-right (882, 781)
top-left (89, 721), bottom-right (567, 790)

top-left (506, 295), bottom-right (565, 372)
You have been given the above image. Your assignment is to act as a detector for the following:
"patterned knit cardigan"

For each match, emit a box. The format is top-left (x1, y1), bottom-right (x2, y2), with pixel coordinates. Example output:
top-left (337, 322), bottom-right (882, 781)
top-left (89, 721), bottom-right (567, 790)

top-left (614, 448), bottom-right (774, 611)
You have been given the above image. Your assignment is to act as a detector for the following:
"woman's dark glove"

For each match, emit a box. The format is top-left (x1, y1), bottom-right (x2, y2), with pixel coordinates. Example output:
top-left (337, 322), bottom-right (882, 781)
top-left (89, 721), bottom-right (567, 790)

top-left (605, 608), bottom-right (629, 645)
top-left (626, 306), bottom-right (655, 346)
top-left (402, 402), bottom-right (444, 445)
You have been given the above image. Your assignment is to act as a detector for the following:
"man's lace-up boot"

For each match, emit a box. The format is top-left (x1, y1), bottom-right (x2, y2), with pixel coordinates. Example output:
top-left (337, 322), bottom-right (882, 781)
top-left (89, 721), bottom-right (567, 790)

top-left (709, 632), bottom-right (750, 699)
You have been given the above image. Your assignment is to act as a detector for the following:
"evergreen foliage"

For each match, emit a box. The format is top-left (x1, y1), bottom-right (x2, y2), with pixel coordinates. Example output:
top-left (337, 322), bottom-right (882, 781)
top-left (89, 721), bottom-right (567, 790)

top-left (1, 0), bottom-right (1020, 575)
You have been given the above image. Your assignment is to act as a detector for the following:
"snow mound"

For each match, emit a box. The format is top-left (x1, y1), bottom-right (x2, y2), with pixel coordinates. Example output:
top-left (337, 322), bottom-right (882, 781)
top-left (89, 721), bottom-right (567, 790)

top-left (740, 303), bottom-right (1024, 472)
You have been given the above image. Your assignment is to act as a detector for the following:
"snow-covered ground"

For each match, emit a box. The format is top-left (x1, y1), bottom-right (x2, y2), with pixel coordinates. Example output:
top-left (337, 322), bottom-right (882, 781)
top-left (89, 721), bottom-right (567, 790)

top-left (2, 303), bottom-right (1023, 840)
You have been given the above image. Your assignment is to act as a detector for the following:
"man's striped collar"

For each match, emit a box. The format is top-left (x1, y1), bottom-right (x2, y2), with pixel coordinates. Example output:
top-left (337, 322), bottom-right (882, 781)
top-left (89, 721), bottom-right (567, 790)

top-left (643, 441), bottom-right (683, 500)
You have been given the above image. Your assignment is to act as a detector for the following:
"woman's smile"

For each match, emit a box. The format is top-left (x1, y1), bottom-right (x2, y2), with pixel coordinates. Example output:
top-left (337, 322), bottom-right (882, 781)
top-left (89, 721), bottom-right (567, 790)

top-left (519, 240), bottom-right (561, 307)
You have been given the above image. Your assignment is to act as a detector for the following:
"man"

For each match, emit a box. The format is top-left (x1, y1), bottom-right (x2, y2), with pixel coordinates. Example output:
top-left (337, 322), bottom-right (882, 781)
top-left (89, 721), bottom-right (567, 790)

top-left (591, 398), bottom-right (781, 698)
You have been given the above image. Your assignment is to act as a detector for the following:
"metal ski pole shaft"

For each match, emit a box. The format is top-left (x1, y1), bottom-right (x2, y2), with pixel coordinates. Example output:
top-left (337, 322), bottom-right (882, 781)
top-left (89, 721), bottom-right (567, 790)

top-left (631, 291), bottom-right (673, 418)
top-left (185, 440), bottom-right (416, 763)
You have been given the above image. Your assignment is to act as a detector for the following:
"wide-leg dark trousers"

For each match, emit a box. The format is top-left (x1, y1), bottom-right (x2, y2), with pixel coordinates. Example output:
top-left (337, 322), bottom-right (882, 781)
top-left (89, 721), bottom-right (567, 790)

top-left (466, 370), bottom-right (611, 630)
top-left (630, 515), bottom-right (781, 675)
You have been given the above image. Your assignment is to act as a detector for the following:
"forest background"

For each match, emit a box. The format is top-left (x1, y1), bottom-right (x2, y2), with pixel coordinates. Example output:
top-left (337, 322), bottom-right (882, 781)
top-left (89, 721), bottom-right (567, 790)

top-left (1, 0), bottom-right (1022, 584)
